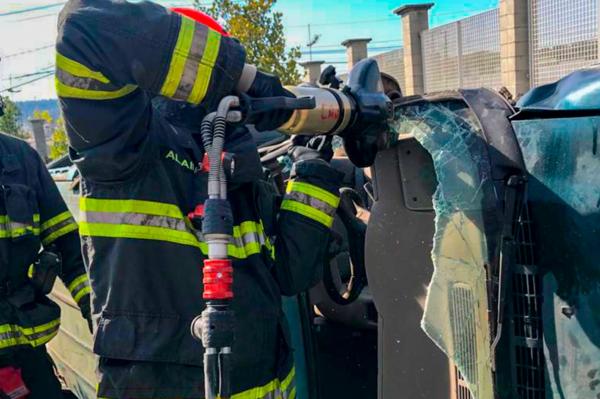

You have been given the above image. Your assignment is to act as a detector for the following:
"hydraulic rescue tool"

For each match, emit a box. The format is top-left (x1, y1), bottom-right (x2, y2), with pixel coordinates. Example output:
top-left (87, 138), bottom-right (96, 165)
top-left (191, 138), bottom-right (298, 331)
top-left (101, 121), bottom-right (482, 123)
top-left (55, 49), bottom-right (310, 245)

top-left (189, 57), bottom-right (393, 399)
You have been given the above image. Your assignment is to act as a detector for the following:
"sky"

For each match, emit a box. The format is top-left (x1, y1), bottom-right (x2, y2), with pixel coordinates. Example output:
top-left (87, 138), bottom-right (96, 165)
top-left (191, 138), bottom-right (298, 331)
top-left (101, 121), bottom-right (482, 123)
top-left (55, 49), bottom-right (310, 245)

top-left (0, 0), bottom-right (498, 101)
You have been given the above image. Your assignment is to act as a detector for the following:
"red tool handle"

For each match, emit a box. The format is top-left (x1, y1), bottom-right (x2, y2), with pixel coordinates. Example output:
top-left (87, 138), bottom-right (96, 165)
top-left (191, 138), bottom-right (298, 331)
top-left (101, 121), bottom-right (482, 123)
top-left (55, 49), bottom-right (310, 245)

top-left (203, 259), bottom-right (233, 300)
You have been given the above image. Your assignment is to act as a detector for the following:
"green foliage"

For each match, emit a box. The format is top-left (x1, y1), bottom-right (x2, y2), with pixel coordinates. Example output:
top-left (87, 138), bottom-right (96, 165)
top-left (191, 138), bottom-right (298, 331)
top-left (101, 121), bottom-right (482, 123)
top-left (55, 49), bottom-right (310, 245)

top-left (195, 0), bottom-right (302, 85)
top-left (49, 119), bottom-right (68, 160)
top-left (0, 96), bottom-right (27, 138)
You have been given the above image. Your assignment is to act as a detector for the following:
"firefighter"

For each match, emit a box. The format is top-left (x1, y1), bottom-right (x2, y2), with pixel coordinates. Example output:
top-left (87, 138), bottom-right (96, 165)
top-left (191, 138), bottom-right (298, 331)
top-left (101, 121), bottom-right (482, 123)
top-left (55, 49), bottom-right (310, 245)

top-left (0, 130), bottom-right (91, 399)
top-left (56, 1), bottom-right (342, 398)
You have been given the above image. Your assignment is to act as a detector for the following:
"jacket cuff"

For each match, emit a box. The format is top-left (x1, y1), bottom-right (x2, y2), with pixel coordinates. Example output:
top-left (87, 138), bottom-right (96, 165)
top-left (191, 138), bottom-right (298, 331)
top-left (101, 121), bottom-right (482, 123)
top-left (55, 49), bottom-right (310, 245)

top-left (212, 36), bottom-right (246, 99)
top-left (291, 159), bottom-right (344, 194)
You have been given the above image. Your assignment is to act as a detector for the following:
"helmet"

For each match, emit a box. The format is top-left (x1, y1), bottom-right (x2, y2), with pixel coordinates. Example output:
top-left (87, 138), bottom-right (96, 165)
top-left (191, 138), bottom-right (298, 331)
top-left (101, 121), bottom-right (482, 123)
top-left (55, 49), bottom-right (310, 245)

top-left (171, 7), bottom-right (230, 37)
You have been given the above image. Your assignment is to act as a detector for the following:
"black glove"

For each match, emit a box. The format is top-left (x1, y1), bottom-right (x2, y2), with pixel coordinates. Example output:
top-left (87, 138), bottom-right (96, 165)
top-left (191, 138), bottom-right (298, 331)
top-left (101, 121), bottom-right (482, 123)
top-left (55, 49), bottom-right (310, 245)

top-left (289, 135), bottom-right (333, 162)
top-left (247, 71), bottom-right (295, 132)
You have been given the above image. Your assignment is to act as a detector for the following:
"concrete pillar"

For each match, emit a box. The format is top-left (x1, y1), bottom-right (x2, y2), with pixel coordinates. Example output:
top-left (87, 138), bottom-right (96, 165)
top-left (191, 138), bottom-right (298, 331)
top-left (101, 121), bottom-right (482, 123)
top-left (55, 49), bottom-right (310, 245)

top-left (300, 60), bottom-right (324, 85)
top-left (29, 119), bottom-right (48, 161)
top-left (499, 0), bottom-right (530, 97)
top-left (341, 38), bottom-right (372, 70)
top-left (394, 3), bottom-right (433, 95)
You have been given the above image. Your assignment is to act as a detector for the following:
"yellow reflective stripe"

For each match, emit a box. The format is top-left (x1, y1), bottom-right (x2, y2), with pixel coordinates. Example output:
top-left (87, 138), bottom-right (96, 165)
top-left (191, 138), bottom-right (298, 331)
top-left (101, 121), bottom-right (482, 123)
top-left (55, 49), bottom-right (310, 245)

top-left (42, 222), bottom-right (78, 245)
top-left (0, 318), bottom-right (59, 336)
top-left (80, 198), bottom-right (184, 219)
top-left (286, 181), bottom-right (340, 208)
top-left (187, 29), bottom-right (221, 104)
top-left (160, 16), bottom-right (195, 97)
top-left (67, 274), bottom-right (88, 294)
top-left (56, 52), bottom-right (109, 83)
top-left (79, 221), bottom-right (200, 248)
top-left (230, 367), bottom-right (295, 399)
top-left (289, 387), bottom-right (297, 399)
top-left (2, 227), bottom-right (40, 238)
top-left (56, 78), bottom-right (138, 100)
top-left (0, 319), bottom-right (61, 349)
top-left (234, 220), bottom-right (260, 236)
top-left (281, 199), bottom-right (334, 228)
top-left (281, 367), bottom-right (295, 391)
top-left (41, 211), bottom-right (72, 231)
top-left (73, 285), bottom-right (92, 304)
top-left (68, 273), bottom-right (91, 303)
top-left (23, 318), bottom-right (60, 335)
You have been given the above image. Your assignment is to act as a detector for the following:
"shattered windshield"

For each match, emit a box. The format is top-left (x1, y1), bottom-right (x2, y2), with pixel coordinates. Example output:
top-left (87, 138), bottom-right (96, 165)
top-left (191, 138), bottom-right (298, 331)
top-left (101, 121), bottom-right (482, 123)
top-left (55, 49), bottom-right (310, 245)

top-left (390, 100), bottom-right (498, 399)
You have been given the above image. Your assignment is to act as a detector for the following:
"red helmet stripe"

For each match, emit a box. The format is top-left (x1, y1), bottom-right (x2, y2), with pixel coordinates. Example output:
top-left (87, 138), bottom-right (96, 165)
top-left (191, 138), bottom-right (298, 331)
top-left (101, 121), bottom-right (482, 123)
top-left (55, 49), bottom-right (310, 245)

top-left (171, 7), bottom-right (230, 37)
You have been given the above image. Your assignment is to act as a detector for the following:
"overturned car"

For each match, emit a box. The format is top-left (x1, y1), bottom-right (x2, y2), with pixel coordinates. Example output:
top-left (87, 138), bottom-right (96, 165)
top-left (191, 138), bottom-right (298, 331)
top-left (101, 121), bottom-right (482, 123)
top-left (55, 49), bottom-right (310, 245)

top-left (48, 64), bottom-right (600, 399)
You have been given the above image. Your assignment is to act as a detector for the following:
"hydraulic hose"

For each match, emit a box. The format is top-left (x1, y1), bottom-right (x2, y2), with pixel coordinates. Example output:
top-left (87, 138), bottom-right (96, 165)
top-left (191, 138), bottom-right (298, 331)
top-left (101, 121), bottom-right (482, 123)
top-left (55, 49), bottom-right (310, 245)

top-left (191, 96), bottom-right (241, 399)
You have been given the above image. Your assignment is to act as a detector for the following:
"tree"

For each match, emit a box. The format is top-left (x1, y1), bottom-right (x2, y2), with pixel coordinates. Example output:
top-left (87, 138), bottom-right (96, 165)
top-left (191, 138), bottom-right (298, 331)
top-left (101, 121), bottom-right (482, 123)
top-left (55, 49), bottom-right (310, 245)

top-left (195, 0), bottom-right (302, 85)
top-left (32, 109), bottom-right (69, 160)
top-left (48, 118), bottom-right (68, 160)
top-left (0, 96), bottom-right (27, 138)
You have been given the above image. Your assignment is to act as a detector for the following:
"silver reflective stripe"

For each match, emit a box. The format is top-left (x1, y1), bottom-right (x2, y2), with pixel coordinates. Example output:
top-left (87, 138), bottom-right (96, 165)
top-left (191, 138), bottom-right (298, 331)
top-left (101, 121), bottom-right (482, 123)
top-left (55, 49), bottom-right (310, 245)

top-left (56, 68), bottom-right (122, 92)
top-left (0, 324), bottom-right (59, 346)
top-left (82, 211), bottom-right (189, 232)
top-left (174, 24), bottom-right (209, 100)
top-left (69, 280), bottom-right (88, 297)
top-left (234, 230), bottom-right (266, 247)
top-left (25, 324), bottom-right (60, 342)
top-left (284, 191), bottom-right (337, 218)
top-left (41, 216), bottom-right (75, 238)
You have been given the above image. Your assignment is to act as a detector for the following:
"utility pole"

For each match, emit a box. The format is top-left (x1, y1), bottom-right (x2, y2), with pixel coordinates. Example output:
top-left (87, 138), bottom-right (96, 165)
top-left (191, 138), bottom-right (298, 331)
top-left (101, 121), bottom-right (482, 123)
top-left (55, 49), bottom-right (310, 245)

top-left (308, 24), bottom-right (312, 61)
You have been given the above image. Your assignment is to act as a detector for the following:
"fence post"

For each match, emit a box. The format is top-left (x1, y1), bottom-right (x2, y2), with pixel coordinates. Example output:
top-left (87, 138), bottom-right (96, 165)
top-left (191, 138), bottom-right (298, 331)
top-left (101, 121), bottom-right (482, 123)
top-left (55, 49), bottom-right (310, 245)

top-left (456, 21), bottom-right (464, 88)
top-left (499, 0), bottom-right (530, 97)
top-left (300, 60), bottom-right (324, 85)
top-left (394, 3), bottom-right (434, 95)
top-left (29, 119), bottom-right (48, 161)
top-left (341, 38), bottom-right (372, 70)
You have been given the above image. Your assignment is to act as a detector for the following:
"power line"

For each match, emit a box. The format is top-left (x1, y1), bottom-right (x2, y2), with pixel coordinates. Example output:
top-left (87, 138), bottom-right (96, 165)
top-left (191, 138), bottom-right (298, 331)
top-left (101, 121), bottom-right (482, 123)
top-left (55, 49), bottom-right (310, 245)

top-left (287, 17), bottom-right (397, 29)
top-left (2, 66), bottom-right (55, 81)
top-left (3, 44), bottom-right (54, 59)
top-left (0, 71), bottom-right (54, 93)
top-left (10, 12), bottom-right (58, 22)
top-left (300, 39), bottom-right (401, 50)
top-left (0, 2), bottom-right (66, 18)
top-left (300, 45), bottom-right (401, 55)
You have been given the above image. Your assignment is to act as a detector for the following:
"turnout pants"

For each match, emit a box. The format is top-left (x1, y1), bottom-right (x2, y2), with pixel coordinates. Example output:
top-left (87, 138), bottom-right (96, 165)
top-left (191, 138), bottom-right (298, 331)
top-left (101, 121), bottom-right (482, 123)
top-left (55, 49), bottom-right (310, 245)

top-left (0, 346), bottom-right (63, 399)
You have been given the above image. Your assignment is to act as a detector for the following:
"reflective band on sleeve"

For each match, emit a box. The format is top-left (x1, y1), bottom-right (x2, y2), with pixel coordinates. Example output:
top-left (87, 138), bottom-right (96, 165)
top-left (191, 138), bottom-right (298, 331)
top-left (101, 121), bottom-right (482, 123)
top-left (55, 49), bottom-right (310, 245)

top-left (0, 214), bottom-right (40, 239)
top-left (56, 52), bottom-right (109, 83)
top-left (67, 273), bottom-right (91, 304)
top-left (41, 210), bottom-right (78, 245)
top-left (286, 181), bottom-right (340, 208)
top-left (231, 367), bottom-right (296, 399)
top-left (160, 16), bottom-right (196, 98)
top-left (282, 181), bottom-right (339, 228)
top-left (55, 52), bottom-right (138, 100)
top-left (0, 318), bottom-right (61, 349)
top-left (281, 200), bottom-right (334, 228)
top-left (160, 15), bottom-right (222, 104)
top-left (56, 79), bottom-right (138, 100)
top-left (187, 29), bottom-right (221, 104)
top-left (79, 198), bottom-right (272, 259)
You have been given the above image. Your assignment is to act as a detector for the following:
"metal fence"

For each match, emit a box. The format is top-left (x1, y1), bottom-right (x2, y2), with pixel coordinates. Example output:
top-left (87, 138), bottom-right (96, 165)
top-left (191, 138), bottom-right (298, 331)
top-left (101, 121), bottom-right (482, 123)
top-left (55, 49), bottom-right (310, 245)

top-left (421, 9), bottom-right (501, 93)
top-left (372, 48), bottom-right (405, 90)
top-left (529, 0), bottom-right (599, 86)
top-left (421, 22), bottom-right (460, 92)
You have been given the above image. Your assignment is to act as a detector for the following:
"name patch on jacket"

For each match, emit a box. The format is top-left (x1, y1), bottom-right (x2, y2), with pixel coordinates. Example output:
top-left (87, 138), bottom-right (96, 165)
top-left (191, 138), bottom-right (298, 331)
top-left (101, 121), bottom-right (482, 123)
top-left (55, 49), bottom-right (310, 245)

top-left (165, 150), bottom-right (198, 173)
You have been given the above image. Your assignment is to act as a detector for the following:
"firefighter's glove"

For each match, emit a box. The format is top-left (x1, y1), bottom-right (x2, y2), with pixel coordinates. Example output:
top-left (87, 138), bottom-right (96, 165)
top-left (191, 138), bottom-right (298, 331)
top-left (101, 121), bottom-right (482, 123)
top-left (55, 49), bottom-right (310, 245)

top-left (247, 71), bottom-right (295, 132)
top-left (289, 135), bottom-right (333, 163)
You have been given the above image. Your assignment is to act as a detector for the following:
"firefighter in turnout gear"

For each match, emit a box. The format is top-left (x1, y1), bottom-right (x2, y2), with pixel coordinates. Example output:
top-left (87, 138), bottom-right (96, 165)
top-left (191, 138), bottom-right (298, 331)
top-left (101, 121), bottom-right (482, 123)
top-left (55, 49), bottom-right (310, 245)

top-left (56, 1), bottom-right (342, 398)
top-left (0, 131), bottom-right (91, 399)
